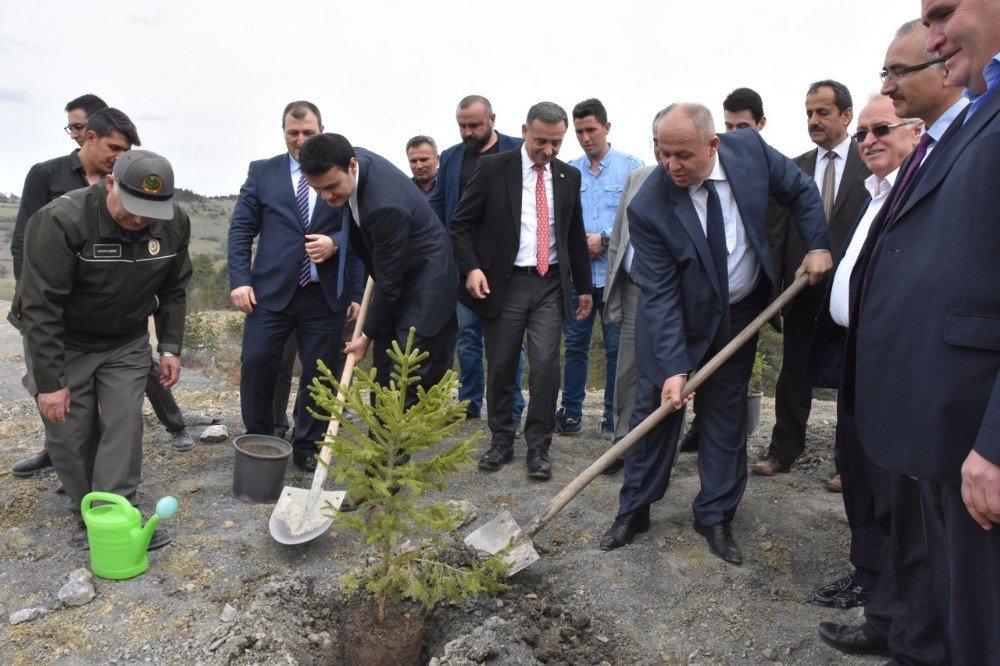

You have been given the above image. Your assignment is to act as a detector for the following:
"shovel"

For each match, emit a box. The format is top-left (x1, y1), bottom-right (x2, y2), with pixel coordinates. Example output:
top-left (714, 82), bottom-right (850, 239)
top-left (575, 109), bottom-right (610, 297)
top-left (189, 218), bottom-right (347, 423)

top-left (269, 277), bottom-right (375, 545)
top-left (465, 274), bottom-right (811, 574)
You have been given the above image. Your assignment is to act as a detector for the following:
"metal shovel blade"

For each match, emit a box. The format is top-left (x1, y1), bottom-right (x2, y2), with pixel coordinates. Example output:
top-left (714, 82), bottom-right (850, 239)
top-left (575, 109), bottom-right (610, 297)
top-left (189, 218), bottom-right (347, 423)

top-left (269, 487), bottom-right (346, 545)
top-left (463, 510), bottom-right (540, 576)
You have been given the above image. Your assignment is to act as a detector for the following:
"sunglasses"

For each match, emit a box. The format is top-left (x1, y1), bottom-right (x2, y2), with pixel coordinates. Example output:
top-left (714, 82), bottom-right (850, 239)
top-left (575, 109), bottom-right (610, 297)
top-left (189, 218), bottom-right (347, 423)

top-left (851, 120), bottom-right (918, 143)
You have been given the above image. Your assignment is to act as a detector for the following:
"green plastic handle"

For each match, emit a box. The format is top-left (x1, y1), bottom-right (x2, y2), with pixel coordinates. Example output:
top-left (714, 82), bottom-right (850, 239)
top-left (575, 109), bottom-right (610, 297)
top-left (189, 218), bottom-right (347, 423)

top-left (80, 492), bottom-right (134, 515)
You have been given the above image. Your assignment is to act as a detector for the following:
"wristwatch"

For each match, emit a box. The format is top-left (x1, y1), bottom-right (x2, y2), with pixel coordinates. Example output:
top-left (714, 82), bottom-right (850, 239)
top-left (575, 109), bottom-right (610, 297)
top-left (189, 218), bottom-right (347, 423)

top-left (600, 230), bottom-right (611, 247)
top-left (161, 351), bottom-right (179, 358)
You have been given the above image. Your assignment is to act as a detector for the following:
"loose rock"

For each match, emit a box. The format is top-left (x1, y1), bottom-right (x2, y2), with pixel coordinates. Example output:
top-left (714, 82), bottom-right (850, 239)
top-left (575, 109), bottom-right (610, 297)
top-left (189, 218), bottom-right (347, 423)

top-left (444, 499), bottom-right (478, 528)
top-left (59, 568), bottom-right (96, 606)
top-left (220, 603), bottom-right (236, 622)
top-left (10, 607), bottom-right (49, 625)
top-left (199, 425), bottom-right (229, 443)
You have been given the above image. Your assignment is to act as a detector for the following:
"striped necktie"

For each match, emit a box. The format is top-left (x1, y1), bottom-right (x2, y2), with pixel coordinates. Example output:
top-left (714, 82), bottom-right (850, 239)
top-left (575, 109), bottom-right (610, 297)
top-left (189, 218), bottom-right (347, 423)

top-left (296, 173), bottom-right (312, 287)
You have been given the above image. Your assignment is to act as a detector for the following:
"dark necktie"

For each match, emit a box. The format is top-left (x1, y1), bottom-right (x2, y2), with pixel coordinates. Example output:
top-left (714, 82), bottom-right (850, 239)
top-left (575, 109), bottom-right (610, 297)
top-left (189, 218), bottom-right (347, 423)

top-left (703, 179), bottom-right (730, 334)
top-left (296, 173), bottom-right (312, 287)
top-left (821, 152), bottom-right (838, 221)
top-left (885, 133), bottom-right (934, 219)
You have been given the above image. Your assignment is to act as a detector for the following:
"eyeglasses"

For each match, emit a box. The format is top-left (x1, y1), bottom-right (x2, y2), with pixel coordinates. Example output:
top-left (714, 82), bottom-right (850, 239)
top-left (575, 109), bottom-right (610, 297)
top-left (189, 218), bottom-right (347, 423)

top-left (64, 123), bottom-right (87, 135)
top-left (879, 57), bottom-right (946, 82)
top-left (852, 120), bottom-right (919, 143)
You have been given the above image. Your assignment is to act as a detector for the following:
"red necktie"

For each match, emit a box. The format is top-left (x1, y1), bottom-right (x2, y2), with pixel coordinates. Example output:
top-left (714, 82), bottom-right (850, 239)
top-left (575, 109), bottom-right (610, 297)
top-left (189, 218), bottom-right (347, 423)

top-left (534, 164), bottom-right (549, 276)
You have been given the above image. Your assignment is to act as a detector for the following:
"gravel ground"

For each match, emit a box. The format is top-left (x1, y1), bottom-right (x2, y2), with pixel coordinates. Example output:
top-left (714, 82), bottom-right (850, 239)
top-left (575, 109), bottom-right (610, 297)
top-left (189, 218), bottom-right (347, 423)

top-left (0, 304), bottom-right (878, 665)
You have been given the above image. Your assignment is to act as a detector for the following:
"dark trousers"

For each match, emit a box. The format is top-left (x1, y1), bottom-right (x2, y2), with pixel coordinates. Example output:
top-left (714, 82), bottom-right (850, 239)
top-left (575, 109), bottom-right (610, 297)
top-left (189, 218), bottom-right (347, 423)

top-left (619, 293), bottom-right (761, 525)
top-left (767, 300), bottom-right (819, 465)
top-left (481, 270), bottom-right (563, 451)
top-left (919, 480), bottom-right (1000, 664)
top-left (272, 335), bottom-right (299, 435)
top-left (240, 283), bottom-right (347, 456)
top-left (145, 358), bottom-right (185, 433)
top-left (834, 396), bottom-right (888, 589)
top-left (372, 315), bottom-right (458, 411)
top-left (863, 474), bottom-right (947, 665)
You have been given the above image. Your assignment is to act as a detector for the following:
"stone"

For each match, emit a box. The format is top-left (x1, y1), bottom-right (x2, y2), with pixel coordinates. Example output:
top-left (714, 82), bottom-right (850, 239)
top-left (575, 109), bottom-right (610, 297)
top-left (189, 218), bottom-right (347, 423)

top-left (200, 425), bottom-right (229, 443)
top-left (10, 607), bottom-right (49, 625)
top-left (443, 500), bottom-right (478, 528)
top-left (220, 603), bottom-right (236, 622)
top-left (59, 568), bottom-right (96, 606)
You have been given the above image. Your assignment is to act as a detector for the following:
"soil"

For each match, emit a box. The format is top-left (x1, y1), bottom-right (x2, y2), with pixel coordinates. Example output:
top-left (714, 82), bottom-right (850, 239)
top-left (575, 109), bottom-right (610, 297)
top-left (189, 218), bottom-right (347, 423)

top-left (0, 302), bottom-right (878, 665)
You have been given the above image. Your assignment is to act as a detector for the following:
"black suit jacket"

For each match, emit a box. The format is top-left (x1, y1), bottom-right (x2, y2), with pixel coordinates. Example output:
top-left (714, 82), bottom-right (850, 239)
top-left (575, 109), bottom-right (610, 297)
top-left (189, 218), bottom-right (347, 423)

top-left (848, 96), bottom-right (1000, 482)
top-left (774, 142), bottom-right (870, 315)
top-left (348, 147), bottom-right (458, 340)
top-left (449, 149), bottom-right (591, 320)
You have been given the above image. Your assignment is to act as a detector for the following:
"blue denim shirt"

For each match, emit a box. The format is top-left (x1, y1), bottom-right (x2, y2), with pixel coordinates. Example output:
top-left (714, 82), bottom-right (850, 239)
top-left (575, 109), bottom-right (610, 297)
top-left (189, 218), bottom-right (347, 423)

top-left (568, 147), bottom-right (644, 288)
top-left (965, 52), bottom-right (1000, 120)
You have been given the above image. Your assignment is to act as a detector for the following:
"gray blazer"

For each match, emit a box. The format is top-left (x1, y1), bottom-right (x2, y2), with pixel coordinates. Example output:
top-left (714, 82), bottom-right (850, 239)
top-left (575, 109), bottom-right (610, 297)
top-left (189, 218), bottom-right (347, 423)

top-left (603, 165), bottom-right (656, 325)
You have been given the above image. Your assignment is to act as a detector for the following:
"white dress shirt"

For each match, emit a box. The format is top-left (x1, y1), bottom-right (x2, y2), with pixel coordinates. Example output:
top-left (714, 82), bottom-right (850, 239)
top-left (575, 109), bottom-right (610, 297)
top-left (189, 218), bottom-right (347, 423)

top-left (290, 155), bottom-right (319, 282)
top-left (922, 97), bottom-right (970, 165)
top-left (812, 135), bottom-right (852, 200)
top-left (688, 158), bottom-right (761, 304)
top-left (829, 169), bottom-right (898, 327)
top-left (515, 145), bottom-right (557, 267)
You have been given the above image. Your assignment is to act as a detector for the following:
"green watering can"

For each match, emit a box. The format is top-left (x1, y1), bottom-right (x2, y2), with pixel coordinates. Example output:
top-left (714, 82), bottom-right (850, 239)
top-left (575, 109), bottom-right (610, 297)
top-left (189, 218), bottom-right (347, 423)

top-left (80, 492), bottom-right (178, 580)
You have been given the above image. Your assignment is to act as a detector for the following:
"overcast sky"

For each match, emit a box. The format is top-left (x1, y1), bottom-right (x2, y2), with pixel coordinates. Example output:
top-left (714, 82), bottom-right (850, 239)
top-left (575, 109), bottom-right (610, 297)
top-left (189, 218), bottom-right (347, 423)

top-left (1, 0), bottom-right (919, 197)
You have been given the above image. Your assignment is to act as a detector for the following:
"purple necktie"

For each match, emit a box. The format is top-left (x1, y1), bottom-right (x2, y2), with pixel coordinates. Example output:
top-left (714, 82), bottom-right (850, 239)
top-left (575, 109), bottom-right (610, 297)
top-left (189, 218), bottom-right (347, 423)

top-left (885, 133), bottom-right (933, 219)
top-left (296, 173), bottom-right (312, 287)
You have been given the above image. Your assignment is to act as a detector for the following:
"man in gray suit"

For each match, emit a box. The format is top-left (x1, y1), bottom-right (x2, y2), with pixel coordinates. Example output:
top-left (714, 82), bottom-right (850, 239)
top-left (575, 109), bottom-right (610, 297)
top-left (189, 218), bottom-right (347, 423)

top-left (601, 109), bottom-right (666, 474)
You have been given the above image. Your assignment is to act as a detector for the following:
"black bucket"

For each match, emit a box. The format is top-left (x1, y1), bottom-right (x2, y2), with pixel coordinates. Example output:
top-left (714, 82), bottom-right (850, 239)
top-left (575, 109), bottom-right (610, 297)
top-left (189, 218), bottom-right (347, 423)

top-left (232, 435), bottom-right (293, 503)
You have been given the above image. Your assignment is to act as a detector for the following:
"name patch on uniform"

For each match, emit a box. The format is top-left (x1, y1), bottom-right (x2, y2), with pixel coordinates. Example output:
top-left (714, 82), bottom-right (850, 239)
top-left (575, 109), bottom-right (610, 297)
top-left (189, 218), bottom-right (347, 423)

top-left (93, 244), bottom-right (122, 258)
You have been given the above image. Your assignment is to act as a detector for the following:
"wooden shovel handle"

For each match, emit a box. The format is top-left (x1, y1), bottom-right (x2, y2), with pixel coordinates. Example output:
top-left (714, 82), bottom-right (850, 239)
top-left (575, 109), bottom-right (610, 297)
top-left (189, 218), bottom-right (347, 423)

top-left (311, 277), bottom-right (375, 491)
top-left (517, 274), bottom-right (810, 542)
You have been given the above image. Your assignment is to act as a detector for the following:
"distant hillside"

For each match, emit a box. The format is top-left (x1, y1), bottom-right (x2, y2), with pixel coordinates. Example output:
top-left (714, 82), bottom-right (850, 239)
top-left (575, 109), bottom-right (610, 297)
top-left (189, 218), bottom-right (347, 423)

top-left (0, 190), bottom-right (237, 301)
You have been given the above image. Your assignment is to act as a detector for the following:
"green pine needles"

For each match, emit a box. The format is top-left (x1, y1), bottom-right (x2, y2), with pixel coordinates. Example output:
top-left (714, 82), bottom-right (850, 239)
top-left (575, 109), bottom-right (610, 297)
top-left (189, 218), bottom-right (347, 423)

top-left (309, 329), bottom-right (510, 623)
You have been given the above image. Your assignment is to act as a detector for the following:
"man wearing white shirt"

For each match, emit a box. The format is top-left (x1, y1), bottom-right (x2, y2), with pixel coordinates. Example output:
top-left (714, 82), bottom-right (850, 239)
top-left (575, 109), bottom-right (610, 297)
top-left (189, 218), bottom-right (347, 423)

top-left (228, 102), bottom-right (364, 472)
top-left (756, 81), bottom-right (871, 481)
top-left (450, 102), bottom-right (593, 480)
top-left (600, 103), bottom-right (831, 563)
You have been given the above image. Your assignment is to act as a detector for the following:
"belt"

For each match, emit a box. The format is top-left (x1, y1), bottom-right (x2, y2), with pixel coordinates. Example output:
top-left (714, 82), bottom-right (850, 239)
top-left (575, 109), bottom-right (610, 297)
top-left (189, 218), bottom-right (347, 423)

top-left (511, 264), bottom-right (558, 276)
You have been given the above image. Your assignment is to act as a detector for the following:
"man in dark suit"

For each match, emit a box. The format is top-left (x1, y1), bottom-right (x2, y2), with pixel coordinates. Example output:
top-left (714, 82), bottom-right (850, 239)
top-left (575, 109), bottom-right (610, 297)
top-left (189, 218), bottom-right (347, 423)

top-left (815, 23), bottom-right (966, 660)
top-left (299, 133), bottom-right (458, 402)
top-left (599, 103), bottom-right (831, 564)
top-left (430, 95), bottom-right (526, 424)
top-left (818, 4), bottom-right (1000, 662)
top-left (755, 81), bottom-right (870, 480)
top-left (228, 101), bottom-right (363, 472)
top-left (450, 101), bottom-right (593, 480)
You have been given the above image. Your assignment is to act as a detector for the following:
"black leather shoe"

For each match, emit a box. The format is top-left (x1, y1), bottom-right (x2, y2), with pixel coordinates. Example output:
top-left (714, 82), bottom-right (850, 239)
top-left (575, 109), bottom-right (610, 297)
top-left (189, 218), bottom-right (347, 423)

top-left (679, 422), bottom-right (699, 453)
top-left (11, 450), bottom-right (53, 476)
top-left (809, 582), bottom-right (871, 609)
top-left (478, 445), bottom-right (513, 472)
top-left (599, 508), bottom-right (650, 551)
top-left (813, 574), bottom-right (855, 599)
top-left (818, 622), bottom-right (890, 656)
top-left (170, 428), bottom-right (196, 452)
top-left (601, 457), bottom-right (625, 475)
top-left (694, 521), bottom-right (742, 564)
top-left (293, 453), bottom-right (318, 472)
top-left (526, 449), bottom-right (552, 480)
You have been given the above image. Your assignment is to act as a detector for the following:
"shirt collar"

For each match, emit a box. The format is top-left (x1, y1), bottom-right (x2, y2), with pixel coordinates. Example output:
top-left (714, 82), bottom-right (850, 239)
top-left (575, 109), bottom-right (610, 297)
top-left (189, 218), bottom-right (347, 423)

top-left (68, 148), bottom-right (84, 173)
top-left (288, 154), bottom-right (301, 175)
top-left (965, 52), bottom-right (1000, 102)
top-left (824, 135), bottom-right (852, 162)
top-left (687, 156), bottom-right (728, 196)
top-left (348, 167), bottom-right (360, 221)
top-left (521, 144), bottom-right (550, 174)
top-left (865, 167), bottom-right (899, 199)
top-left (927, 97), bottom-right (970, 142)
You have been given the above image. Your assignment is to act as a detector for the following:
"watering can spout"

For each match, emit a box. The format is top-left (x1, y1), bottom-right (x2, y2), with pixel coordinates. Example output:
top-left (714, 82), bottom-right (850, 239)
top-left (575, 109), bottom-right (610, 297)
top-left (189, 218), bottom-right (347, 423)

top-left (136, 496), bottom-right (178, 551)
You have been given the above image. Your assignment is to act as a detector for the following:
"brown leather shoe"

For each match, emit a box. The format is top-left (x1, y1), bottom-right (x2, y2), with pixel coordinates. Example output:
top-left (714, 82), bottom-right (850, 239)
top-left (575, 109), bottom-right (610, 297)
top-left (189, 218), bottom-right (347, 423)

top-left (825, 474), bottom-right (843, 492)
top-left (752, 456), bottom-right (789, 476)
